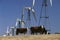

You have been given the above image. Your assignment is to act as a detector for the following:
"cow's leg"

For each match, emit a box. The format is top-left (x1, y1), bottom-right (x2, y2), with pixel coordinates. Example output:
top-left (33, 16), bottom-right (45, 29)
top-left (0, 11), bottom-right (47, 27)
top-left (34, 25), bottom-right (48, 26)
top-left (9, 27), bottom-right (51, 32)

top-left (43, 30), bottom-right (47, 34)
top-left (24, 32), bottom-right (26, 35)
top-left (36, 32), bottom-right (37, 35)
top-left (31, 32), bottom-right (32, 34)
top-left (24, 32), bottom-right (25, 34)
top-left (39, 31), bottom-right (43, 34)
top-left (31, 32), bottom-right (34, 35)
top-left (24, 30), bottom-right (27, 35)
top-left (45, 30), bottom-right (47, 34)
top-left (16, 31), bottom-right (19, 35)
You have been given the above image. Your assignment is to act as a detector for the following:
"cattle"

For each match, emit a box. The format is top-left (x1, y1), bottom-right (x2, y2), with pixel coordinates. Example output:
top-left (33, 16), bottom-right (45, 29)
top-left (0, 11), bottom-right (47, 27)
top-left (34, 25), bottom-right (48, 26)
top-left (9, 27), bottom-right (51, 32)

top-left (16, 28), bottom-right (27, 35)
top-left (16, 25), bottom-right (48, 35)
top-left (30, 25), bottom-right (47, 34)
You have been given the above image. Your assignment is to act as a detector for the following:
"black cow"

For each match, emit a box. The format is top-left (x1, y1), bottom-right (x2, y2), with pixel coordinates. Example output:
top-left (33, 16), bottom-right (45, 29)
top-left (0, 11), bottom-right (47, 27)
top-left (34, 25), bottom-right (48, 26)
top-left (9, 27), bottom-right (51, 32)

top-left (30, 26), bottom-right (47, 34)
top-left (16, 28), bottom-right (27, 35)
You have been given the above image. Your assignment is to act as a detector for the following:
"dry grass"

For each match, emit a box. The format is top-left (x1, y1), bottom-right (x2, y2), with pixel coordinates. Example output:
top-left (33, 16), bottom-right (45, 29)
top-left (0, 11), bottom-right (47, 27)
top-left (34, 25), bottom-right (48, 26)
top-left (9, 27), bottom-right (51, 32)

top-left (0, 34), bottom-right (60, 40)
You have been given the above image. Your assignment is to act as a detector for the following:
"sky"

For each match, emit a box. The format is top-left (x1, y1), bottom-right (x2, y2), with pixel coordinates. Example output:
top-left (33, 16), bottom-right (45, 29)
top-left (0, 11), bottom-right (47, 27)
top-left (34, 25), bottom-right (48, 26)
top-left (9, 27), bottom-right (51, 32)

top-left (0, 0), bottom-right (60, 35)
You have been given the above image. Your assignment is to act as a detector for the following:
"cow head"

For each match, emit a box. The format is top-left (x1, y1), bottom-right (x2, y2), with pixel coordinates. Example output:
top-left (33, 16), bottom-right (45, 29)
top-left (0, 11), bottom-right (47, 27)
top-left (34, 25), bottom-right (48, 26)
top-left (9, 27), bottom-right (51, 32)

top-left (40, 25), bottom-right (44, 28)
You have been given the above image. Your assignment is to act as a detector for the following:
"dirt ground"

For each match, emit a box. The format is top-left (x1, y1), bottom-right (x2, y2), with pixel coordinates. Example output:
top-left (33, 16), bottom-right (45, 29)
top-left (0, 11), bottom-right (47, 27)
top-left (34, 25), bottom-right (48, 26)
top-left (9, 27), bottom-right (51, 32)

top-left (0, 34), bottom-right (60, 40)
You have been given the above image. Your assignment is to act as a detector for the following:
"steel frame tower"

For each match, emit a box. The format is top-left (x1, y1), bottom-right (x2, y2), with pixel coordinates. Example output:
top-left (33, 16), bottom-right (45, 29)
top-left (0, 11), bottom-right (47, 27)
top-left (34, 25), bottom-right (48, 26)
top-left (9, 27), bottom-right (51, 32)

top-left (39, 0), bottom-right (50, 29)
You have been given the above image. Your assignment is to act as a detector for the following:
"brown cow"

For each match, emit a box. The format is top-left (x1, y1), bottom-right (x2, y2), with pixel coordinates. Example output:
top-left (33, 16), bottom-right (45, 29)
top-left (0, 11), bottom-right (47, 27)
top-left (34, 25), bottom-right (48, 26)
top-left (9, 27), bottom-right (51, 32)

top-left (16, 28), bottom-right (27, 35)
top-left (30, 25), bottom-right (47, 34)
